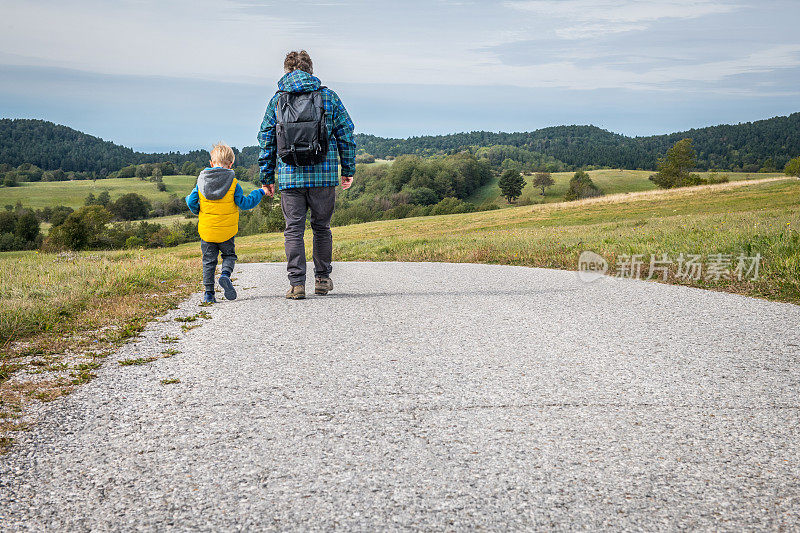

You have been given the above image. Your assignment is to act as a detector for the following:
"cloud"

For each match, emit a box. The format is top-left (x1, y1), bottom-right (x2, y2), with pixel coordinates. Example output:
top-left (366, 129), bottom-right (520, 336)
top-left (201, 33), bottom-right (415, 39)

top-left (0, 0), bottom-right (796, 98)
top-left (505, 0), bottom-right (743, 38)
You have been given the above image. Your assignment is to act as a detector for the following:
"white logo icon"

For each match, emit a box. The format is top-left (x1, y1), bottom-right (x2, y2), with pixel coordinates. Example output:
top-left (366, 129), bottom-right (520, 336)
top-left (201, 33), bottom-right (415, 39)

top-left (577, 251), bottom-right (608, 282)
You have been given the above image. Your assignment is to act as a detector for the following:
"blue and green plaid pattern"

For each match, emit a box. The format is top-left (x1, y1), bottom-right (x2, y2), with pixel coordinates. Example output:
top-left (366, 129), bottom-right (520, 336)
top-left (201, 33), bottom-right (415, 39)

top-left (258, 70), bottom-right (356, 189)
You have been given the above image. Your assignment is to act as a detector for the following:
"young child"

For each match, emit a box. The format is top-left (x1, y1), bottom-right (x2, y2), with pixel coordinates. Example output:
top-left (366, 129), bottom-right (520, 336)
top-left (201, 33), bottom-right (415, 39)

top-left (186, 142), bottom-right (270, 303)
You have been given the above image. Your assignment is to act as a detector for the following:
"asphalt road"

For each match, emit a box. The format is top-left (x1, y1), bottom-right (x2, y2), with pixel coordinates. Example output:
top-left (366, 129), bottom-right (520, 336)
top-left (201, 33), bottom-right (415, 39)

top-left (2, 262), bottom-right (799, 531)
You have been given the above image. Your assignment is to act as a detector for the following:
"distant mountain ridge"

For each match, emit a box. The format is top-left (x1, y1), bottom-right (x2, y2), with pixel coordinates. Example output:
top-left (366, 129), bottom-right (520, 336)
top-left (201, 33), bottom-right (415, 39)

top-left (3, 113), bottom-right (799, 173)
top-left (0, 119), bottom-right (210, 173)
top-left (346, 113), bottom-right (800, 171)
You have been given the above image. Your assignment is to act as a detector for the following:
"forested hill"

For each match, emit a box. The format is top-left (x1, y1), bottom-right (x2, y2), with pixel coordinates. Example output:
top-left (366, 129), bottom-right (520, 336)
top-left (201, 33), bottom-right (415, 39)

top-left (0, 119), bottom-right (210, 173)
top-left (351, 113), bottom-right (800, 171)
top-left (3, 113), bottom-right (799, 173)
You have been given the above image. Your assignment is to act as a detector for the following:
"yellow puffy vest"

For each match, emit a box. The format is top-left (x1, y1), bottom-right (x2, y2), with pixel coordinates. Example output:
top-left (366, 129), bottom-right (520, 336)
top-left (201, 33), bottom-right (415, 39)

top-left (198, 178), bottom-right (239, 243)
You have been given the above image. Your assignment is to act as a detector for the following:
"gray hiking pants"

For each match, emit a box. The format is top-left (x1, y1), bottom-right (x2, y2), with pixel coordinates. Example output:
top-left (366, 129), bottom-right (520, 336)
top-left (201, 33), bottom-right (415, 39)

top-left (280, 186), bottom-right (336, 286)
top-left (200, 237), bottom-right (237, 292)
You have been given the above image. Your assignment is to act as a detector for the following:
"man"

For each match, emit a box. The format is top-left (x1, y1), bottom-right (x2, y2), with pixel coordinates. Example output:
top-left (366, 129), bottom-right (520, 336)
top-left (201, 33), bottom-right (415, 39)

top-left (258, 50), bottom-right (356, 300)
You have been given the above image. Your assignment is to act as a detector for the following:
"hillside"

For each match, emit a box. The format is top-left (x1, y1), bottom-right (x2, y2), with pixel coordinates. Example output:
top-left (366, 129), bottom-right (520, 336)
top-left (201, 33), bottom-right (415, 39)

top-left (0, 119), bottom-right (210, 173)
top-left (467, 170), bottom-right (783, 207)
top-left (345, 114), bottom-right (800, 171)
top-left (237, 113), bottom-right (800, 172)
top-left (3, 113), bottom-right (799, 174)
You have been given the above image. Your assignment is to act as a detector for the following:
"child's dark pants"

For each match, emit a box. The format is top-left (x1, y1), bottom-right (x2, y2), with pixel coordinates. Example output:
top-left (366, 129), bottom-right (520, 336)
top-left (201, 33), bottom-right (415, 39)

top-left (200, 237), bottom-right (237, 292)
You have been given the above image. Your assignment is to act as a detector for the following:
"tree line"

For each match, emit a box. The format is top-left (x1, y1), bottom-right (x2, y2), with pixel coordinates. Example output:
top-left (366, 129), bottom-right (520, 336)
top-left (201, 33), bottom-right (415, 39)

top-left (4, 115), bottom-right (798, 178)
top-left (0, 119), bottom-right (213, 174)
top-left (349, 113), bottom-right (800, 172)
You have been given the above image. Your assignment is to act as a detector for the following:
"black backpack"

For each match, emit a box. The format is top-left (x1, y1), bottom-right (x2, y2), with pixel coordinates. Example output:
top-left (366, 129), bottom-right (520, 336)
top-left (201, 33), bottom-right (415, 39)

top-left (275, 89), bottom-right (329, 167)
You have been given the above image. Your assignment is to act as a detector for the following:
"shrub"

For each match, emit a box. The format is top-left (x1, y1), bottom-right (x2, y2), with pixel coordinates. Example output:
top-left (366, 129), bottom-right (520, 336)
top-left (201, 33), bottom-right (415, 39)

top-left (237, 198), bottom-right (285, 236)
top-left (0, 211), bottom-right (15, 234)
top-left (0, 210), bottom-right (40, 251)
top-left (430, 197), bottom-right (476, 216)
top-left (45, 206), bottom-right (113, 250)
top-left (117, 165), bottom-right (137, 178)
top-left (110, 193), bottom-right (152, 220)
top-left (564, 171), bottom-right (603, 201)
top-left (147, 227), bottom-right (172, 247)
top-left (159, 161), bottom-right (177, 175)
top-left (406, 187), bottom-right (440, 206)
top-left (650, 138), bottom-right (701, 189)
top-left (785, 156), bottom-right (800, 177)
top-left (382, 204), bottom-right (416, 220)
top-left (15, 211), bottom-right (40, 242)
top-left (125, 235), bottom-right (144, 248)
top-left (97, 191), bottom-right (111, 207)
top-left (48, 206), bottom-right (74, 227)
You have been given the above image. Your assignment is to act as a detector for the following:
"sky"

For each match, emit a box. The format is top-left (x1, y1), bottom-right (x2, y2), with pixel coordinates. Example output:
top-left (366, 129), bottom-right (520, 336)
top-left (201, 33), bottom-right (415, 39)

top-left (1, 0), bottom-right (799, 152)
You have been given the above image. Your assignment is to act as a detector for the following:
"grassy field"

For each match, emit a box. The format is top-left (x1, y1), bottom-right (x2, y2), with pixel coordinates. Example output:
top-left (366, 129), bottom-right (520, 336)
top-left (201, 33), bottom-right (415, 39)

top-left (0, 175), bottom-right (261, 210)
top-left (467, 170), bottom-right (786, 206)
top-left (223, 177), bottom-right (799, 304)
top-left (0, 175), bottom-right (194, 209)
top-left (2, 176), bottom-right (798, 442)
top-left (4, 176), bottom-right (798, 349)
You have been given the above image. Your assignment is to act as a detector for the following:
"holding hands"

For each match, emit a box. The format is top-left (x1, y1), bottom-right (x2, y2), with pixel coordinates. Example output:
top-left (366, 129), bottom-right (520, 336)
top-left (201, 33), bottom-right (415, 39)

top-left (258, 178), bottom-right (350, 195)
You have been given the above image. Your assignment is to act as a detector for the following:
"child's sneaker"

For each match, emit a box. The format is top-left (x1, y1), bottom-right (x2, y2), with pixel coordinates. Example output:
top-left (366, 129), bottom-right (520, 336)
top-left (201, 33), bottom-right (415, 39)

top-left (202, 291), bottom-right (217, 304)
top-left (219, 274), bottom-right (237, 300)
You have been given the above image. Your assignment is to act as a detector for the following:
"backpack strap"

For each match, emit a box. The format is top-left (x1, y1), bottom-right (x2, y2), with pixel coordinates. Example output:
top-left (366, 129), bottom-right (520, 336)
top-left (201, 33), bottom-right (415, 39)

top-left (289, 145), bottom-right (300, 167)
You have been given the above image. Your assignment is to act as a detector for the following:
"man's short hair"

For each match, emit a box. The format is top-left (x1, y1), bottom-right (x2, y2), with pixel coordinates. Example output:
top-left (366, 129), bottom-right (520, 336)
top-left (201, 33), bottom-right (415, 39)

top-left (284, 50), bottom-right (313, 74)
top-left (210, 142), bottom-right (235, 166)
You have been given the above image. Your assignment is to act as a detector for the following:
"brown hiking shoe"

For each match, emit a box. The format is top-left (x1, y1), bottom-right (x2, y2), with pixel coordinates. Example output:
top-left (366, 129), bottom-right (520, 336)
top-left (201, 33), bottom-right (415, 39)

top-left (285, 285), bottom-right (306, 300)
top-left (315, 277), bottom-right (333, 295)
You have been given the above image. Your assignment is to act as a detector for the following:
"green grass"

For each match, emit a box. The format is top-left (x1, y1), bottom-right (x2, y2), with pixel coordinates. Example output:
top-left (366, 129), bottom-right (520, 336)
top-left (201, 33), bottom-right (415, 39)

top-left (468, 169), bottom-right (786, 206)
top-left (118, 356), bottom-right (159, 366)
top-left (0, 174), bottom-right (260, 210)
top-left (222, 177), bottom-right (799, 303)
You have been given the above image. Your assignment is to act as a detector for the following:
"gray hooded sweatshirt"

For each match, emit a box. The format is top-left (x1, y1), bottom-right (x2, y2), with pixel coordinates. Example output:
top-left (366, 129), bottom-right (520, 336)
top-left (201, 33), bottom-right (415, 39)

top-left (197, 167), bottom-right (236, 200)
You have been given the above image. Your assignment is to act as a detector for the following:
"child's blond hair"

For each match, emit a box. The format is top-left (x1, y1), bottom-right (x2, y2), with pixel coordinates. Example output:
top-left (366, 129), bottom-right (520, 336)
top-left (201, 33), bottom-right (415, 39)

top-left (210, 142), bottom-right (235, 167)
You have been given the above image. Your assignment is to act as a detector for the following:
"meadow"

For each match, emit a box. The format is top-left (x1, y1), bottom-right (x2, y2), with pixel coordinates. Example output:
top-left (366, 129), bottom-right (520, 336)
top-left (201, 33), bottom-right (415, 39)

top-left (3, 169), bottom-right (781, 212)
top-left (467, 170), bottom-right (786, 206)
top-left (3, 176), bottom-right (796, 349)
top-left (0, 174), bottom-right (261, 210)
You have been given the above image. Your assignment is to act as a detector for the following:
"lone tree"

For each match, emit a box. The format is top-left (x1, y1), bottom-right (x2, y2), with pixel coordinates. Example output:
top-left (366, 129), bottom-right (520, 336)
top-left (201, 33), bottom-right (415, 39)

top-left (532, 171), bottom-right (555, 196)
top-left (498, 169), bottom-right (525, 203)
top-left (650, 138), bottom-right (701, 189)
top-left (785, 156), bottom-right (800, 177)
top-left (110, 193), bottom-right (151, 220)
top-left (151, 167), bottom-right (163, 182)
top-left (564, 170), bottom-right (602, 201)
top-left (15, 211), bottom-right (40, 243)
top-left (97, 190), bottom-right (111, 207)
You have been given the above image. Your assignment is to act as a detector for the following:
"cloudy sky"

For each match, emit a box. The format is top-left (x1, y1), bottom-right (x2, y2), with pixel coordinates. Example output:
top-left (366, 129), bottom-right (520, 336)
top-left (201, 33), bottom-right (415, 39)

top-left (1, 0), bottom-right (798, 151)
